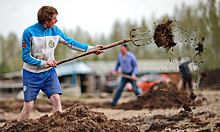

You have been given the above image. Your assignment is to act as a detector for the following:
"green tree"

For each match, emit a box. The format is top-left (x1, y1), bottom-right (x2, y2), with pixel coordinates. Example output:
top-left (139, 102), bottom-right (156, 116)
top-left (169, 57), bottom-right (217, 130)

top-left (7, 33), bottom-right (23, 71)
top-left (0, 35), bottom-right (11, 74)
top-left (108, 20), bottom-right (123, 60)
top-left (0, 33), bottom-right (22, 74)
top-left (199, 0), bottom-right (220, 69)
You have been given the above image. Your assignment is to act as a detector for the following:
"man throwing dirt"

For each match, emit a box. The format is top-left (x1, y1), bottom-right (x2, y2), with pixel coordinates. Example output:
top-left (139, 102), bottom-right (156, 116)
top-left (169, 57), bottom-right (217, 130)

top-left (178, 57), bottom-right (192, 91)
top-left (21, 6), bottom-right (104, 120)
top-left (109, 44), bottom-right (140, 106)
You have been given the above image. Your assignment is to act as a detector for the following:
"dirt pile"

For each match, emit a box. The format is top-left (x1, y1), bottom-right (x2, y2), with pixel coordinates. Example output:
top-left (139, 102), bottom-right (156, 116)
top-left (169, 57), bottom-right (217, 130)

top-left (153, 20), bottom-right (177, 50)
top-left (116, 82), bottom-right (202, 110)
top-left (87, 82), bottom-right (202, 110)
top-left (0, 103), bottom-right (140, 132)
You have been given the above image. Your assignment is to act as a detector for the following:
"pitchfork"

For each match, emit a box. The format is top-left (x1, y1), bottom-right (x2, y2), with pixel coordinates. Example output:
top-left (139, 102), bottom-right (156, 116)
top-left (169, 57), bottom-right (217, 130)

top-left (45, 27), bottom-right (152, 68)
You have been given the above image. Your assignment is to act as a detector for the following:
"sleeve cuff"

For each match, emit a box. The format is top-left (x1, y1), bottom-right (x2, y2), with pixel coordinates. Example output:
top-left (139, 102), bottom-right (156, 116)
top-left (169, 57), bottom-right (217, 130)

top-left (40, 60), bottom-right (48, 67)
top-left (87, 46), bottom-right (94, 51)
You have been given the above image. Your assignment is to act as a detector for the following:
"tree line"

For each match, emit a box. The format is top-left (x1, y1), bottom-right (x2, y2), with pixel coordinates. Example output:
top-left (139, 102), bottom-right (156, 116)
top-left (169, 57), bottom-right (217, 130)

top-left (0, 0), bottom-right (219, 75)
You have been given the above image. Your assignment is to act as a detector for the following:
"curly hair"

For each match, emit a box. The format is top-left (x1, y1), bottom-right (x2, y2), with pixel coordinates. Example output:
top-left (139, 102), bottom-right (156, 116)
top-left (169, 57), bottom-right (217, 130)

top-left (37, 6), bottom-right (58, 24)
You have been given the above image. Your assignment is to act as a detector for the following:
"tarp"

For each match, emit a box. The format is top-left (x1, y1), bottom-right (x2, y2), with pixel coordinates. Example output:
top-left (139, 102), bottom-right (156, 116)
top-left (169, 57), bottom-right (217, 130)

top-left (56, 61), bottom-right (93, 77)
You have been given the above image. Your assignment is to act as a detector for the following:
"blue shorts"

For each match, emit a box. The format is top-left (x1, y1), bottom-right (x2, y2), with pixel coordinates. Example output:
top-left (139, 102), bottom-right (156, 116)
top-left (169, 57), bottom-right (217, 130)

top-left (23, 68), bottom-right (62, 101)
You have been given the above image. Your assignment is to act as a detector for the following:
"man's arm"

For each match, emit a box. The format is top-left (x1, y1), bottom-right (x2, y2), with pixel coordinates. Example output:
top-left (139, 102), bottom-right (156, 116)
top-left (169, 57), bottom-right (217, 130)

top-left (131, 54), bottom-right (138, 76)
top-left (111, 57), bottom-right (120, 76)
top-left (56, 27), bottom-right (90, 51)
top-left (21, 29), bottom-right (46, 67)
top-left (186, 60), bottom-right (191, 64)
top-left (114, 58), bottom-right (120, 72)
top-left (56, 27), bottom-right (104, 55)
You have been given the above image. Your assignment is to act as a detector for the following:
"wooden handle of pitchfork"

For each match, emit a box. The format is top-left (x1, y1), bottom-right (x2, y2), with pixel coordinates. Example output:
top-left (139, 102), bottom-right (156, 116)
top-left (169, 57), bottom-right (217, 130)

top-left (117, 73), bottom-right (144, 82)
top-left (45, 38), bottom-right (132, 68)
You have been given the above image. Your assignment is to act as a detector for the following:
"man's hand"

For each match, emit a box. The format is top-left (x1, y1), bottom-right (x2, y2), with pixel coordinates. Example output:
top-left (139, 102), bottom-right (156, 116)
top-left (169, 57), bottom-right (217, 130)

top-left (93, 45), bottom-right (104, 55)
top-left (132, 75), bottom-right (136, 80)
top-left (47, 60), bottom-right (57, 68)
top-left (112, 71), bottom-right (117, 76)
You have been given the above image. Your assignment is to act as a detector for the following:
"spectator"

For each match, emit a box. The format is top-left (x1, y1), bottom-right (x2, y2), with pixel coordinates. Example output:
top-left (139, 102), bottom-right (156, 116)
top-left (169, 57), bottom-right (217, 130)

top-left (109, 44), bottom-right (140, 106)
top-left (178, 57), bottom-right (192, 91)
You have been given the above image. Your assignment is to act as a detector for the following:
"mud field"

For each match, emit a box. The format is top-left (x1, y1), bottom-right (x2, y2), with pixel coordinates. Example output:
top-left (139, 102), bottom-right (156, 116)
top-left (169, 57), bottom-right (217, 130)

top-left (1, 82), bottom-right (220, 131)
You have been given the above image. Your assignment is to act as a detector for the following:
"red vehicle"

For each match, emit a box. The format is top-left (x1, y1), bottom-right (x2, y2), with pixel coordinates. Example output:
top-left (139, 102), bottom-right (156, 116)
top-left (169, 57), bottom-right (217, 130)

top-left (105, 73), bottom-right (171, 93)
top-left (136, 74), bottom-right (171, 92)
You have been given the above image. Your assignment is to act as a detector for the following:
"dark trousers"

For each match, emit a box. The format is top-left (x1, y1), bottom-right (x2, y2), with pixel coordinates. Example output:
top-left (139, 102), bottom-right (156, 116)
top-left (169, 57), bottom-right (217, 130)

top-left (112, 77), bottom-right (140, 105)
top-left (183, 75), bottom-right (192, 90)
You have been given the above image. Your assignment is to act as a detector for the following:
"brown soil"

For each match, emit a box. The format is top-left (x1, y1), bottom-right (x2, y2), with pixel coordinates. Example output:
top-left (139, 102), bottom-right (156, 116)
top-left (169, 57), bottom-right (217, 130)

top-left (86, 82), bottom-right (202, 111)
top-left (122, 110), bottom-right (220, 131)
top-left (0, 77), bottom-right (215, 130)
top-left (195, 42), bottom-right (204, 56)
top-left (0, 82), bottom-right (209, 131)
top-left (153, 20), bottom-right (177, 50)
top-left (0, 103), bottom-right (140, 132)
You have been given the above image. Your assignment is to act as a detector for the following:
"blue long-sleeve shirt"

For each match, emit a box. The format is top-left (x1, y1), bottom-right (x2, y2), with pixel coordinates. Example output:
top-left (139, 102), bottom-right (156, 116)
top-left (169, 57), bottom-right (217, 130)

top-left (22, 23), bottom-right (93, 73)
top-left (114, 52), bottom-right (138, 75)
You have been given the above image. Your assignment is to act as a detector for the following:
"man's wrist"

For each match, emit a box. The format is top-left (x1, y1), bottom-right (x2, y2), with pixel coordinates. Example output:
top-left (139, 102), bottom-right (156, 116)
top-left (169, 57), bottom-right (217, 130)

top-left (40, 60), bottom-right (47, 67)
top-left (87, 46), bottom-right (94, 51)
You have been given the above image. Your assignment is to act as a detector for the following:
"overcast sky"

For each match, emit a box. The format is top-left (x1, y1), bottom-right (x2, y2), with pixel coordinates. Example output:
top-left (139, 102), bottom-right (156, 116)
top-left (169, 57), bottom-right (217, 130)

top-left (0, 0), bottom-right (203, 38)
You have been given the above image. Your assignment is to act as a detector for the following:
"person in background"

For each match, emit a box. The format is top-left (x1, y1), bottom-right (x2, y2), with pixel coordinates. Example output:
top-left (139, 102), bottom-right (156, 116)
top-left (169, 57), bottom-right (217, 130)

top-left (109, 44), bottom-right (140, 106)
top-left (178, 57), bottom-right (192, 91)
top-left (21, 5), bottom-right (104, 120)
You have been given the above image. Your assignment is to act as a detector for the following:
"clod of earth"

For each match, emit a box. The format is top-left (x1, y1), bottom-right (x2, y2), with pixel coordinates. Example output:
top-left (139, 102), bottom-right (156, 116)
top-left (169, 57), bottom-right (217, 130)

top-left (153, 20), bottom-right (177, 50)
top-left (195, 42), bottom-right (204, 56)
top-left (145, 122), bottom-right (175, 132)
top-left (183, 103), bottom-right (192, 112)
top-left (190, 91), bottom-right (197, 100)
top-left (202, 36), bottom-right (205, 41)
top-left (200, 71), bottom-right (208, 81)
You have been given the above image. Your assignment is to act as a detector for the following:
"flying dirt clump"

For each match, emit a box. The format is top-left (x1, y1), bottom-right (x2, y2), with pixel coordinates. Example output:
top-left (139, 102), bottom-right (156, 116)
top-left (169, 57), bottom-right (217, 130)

top-left (199, 71), bottom-right (208, 82)
top-left (153, 20), bottom-right (177, 50)
top-left (195, 36), bottom-right (205, 56)
top-left (195, 42), bottom-right (204, 56)
top-left (0, 103), bottom-right (140, 132)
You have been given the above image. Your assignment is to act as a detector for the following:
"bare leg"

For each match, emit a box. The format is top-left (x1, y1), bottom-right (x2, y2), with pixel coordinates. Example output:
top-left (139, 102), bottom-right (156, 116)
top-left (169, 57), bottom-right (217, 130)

top-left (20, 101), bottom-right (34, 120)
top-left (50, 94), bottom-right (62, 113)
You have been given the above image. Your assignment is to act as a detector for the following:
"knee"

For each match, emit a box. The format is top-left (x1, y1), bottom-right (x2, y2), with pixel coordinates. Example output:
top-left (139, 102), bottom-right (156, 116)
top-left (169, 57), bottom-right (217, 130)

top-left (116, 88), bottom-right (123, 93)
top-left (24, 101), bottom-right (34, 111)
top-left (50, 94), bottom-right (60, 103)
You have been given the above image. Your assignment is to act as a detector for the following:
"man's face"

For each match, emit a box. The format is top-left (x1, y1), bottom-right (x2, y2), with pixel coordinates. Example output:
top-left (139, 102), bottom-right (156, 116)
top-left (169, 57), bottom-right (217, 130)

top-left (46, 14), bottom-right (58, 28)
top-left (120, 46), bottom-right (127, 54)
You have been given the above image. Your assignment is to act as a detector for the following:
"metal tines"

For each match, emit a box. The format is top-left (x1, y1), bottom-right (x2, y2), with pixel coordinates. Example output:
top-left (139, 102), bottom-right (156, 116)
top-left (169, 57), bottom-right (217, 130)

top-left (130, 26), bottom-right (153, 46)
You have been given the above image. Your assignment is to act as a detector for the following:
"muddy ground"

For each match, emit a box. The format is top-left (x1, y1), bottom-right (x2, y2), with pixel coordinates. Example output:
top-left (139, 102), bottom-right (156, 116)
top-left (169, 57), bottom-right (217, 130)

top-left (0, 82), bottom-right (220, 131)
